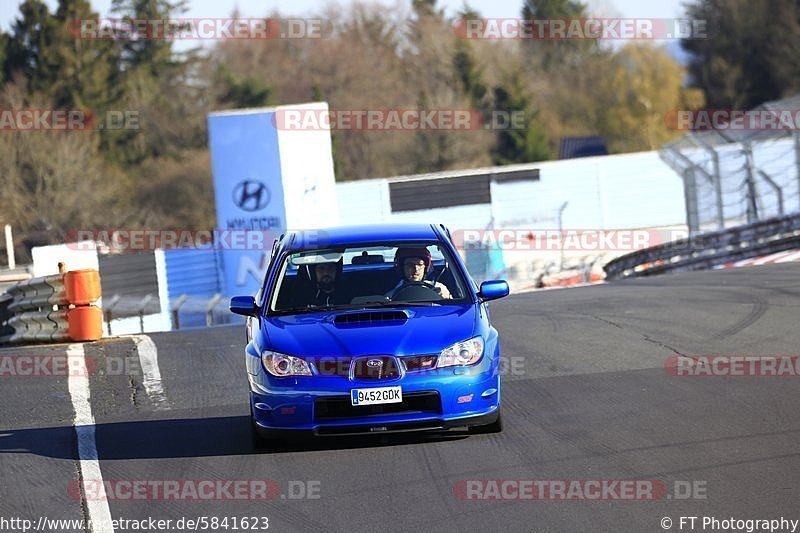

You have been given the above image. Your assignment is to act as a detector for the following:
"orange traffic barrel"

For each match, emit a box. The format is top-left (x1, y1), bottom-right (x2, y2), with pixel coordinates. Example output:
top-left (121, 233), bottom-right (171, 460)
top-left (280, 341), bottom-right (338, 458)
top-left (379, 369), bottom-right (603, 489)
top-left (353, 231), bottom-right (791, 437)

top-left (64, 269), bottom-right (101, 305)
top-left (67, 305), bottom-right (103, 341)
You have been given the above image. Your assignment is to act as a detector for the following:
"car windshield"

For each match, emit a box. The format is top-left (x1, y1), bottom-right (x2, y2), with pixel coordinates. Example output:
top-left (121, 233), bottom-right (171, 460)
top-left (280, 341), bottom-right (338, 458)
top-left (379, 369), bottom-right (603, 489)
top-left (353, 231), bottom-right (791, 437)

top-left (269, 242), bottom-right (470, 313)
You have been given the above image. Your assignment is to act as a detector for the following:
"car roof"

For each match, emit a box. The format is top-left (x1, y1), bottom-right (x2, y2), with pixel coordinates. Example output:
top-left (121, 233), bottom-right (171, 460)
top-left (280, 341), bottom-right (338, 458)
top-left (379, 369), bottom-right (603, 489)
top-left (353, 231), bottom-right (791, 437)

top-left (283, 223), bottom-right (442, 251)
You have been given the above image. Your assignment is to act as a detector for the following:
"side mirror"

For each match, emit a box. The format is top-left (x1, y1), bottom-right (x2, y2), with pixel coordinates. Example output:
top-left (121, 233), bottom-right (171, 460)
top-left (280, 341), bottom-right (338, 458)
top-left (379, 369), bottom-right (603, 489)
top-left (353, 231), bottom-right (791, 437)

top-left (478, 280), bottom-right (509, 302)
top-left (230, 295), bottom-right (259, 317)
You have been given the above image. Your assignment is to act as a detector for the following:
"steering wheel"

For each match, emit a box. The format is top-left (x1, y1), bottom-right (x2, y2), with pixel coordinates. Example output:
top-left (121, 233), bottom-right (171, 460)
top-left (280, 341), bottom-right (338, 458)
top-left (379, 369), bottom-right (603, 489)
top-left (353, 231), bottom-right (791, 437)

top-left (391, 282), bottom-right (444, 302)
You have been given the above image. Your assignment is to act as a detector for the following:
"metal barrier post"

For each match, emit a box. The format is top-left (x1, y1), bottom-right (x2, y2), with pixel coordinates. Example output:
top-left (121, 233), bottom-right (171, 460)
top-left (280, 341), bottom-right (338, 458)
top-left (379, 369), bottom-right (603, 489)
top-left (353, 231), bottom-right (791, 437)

top-left (206, 293), bottom-right (222, 327)
top-left (795, 131), bottom-right (800, 211)
top-left (743, 142), bottom-right (760, 223)
top-left (663, 146), bottom-right (710, 235)
top-left (689, 133), bottom-right (724, 230)
top-left (4, 225), bottom-right (14, 270)
top-left (103, 295), bottom-right (121, 336)
top-left (171, 294), bottom-right (188, 330)
top-left (758, 171), bottom-right (785, 216)
top-left (136, 294), bottom-right (154, 333)
top-left (683, 168), bottom-right (699, 236)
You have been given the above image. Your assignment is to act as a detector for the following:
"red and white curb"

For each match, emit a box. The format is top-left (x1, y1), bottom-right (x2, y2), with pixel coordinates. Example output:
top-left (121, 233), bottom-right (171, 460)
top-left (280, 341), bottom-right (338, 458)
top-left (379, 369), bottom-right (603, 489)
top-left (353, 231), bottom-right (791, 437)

top-left (718, 249), bottom-right (800, 269)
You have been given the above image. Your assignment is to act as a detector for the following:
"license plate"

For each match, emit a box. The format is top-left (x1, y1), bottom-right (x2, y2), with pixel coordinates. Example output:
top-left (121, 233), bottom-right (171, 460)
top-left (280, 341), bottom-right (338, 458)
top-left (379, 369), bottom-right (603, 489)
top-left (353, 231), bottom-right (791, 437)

top-left (351, 386), bottom-right (402, 406)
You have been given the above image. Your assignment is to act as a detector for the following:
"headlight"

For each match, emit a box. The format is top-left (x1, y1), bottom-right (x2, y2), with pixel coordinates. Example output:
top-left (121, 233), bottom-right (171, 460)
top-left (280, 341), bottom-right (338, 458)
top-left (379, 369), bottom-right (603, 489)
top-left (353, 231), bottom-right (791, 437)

top-left (437, 336), bottom-right (484, 368)
top-left (261, 351), bottom-right (312, 377)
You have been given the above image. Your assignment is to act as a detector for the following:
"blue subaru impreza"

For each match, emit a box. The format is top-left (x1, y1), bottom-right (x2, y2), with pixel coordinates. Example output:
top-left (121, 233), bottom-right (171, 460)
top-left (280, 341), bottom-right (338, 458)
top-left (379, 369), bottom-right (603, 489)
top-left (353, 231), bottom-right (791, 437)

top-left (230, 223), bottom-right (509, 446)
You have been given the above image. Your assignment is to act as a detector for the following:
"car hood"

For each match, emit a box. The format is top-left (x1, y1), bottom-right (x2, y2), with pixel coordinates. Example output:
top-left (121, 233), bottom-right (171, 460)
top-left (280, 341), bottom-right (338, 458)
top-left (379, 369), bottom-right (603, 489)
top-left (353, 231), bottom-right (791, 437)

top-left (261, 305), bottom-right (478, 357)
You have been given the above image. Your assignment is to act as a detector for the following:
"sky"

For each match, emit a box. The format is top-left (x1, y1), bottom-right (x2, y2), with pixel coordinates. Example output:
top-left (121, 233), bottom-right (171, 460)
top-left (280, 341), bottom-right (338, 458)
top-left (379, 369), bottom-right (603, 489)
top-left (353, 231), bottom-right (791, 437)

top-left (1, 0), bottom-right (688, 32)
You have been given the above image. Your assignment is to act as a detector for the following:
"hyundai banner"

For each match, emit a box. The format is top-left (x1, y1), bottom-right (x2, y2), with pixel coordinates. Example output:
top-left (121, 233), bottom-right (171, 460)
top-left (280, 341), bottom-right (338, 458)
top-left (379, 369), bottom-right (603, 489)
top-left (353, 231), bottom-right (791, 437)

top-left (208, 103), bottom-right (337, 296)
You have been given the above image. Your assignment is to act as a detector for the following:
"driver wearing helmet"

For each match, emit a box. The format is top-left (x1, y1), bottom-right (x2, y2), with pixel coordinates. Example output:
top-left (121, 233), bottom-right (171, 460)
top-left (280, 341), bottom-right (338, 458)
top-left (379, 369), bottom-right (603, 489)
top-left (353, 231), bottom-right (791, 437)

top-left (386, 247), bottom-right (452, 299)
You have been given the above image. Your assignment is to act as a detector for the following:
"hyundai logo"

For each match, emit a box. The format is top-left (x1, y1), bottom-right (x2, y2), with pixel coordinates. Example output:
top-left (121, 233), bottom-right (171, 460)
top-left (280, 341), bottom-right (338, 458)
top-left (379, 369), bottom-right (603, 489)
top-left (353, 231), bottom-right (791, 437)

top-left (366, 359), bottom-right (383, 368)
top-left (233, 180), bottom-right (270, 212)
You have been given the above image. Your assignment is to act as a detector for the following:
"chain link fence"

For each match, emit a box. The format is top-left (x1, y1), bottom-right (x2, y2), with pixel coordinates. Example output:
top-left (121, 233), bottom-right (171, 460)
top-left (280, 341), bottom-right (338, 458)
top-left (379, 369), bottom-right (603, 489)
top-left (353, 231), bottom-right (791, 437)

top-left (659, 94), bottom-right (800, 235)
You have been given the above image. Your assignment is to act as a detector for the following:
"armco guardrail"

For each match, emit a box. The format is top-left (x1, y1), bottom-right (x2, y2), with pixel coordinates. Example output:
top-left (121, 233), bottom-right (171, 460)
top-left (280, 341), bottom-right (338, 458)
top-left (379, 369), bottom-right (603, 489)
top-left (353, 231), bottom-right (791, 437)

top-left (604, 214), bottom-right (800, 280)
top-left (0, 269), bottom-right (103, 344)
top-left (0, 293), bottom-right (12, 340)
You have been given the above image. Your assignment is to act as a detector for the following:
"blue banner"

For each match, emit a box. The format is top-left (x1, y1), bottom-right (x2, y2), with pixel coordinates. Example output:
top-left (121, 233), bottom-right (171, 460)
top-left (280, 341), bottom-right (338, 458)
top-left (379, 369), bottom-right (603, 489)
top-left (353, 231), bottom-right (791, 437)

top-left (208, 110), bottom-right (286, 297)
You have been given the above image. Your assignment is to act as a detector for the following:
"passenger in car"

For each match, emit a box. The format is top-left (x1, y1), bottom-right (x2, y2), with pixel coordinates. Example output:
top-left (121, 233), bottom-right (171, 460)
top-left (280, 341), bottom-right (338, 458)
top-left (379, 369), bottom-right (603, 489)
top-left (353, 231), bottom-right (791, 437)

top-left (385, 247), bottom-right (452, 299)
top-left (301, 258), bottom-right (351, 307)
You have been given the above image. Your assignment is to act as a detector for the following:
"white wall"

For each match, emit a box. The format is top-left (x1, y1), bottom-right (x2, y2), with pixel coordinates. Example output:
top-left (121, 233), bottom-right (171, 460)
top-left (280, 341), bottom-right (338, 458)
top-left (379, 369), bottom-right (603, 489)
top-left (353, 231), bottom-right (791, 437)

top-left (331, 150), bottom-right (687, 285)
top-left (334, 150), bottom-right (686, 230)
top-left (31, 241), bottom-right (99, 277)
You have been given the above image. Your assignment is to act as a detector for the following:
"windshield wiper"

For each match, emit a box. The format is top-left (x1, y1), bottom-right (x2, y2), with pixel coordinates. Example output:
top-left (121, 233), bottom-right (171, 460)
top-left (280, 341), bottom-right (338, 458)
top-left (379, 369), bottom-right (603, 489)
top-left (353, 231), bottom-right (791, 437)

top-left (273, 304), bottom-right (338, 314)
top-left (273, 300), bottom-right (443, 314)
top-left (355, 300), bottom-right (441, 308)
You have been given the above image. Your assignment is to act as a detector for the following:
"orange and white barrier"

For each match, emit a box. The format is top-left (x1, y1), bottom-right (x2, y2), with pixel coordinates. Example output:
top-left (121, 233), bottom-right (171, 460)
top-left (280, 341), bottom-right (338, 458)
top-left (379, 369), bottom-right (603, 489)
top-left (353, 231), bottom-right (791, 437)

top-left (2, 269), bottom-right (102, 343)
top-left (539, 267), bottom-right (606, 289)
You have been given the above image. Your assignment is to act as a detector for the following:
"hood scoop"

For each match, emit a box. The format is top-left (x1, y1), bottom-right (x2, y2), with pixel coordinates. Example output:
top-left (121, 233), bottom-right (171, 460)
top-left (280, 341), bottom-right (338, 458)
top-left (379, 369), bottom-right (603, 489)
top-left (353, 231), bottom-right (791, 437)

top-left (333, 310), bottom-right (409, 326)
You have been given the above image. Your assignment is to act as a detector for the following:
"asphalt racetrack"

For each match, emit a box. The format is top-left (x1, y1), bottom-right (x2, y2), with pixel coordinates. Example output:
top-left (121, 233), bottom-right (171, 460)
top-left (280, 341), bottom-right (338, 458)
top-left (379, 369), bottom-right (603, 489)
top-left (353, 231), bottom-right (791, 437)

top-left (1, 264), bottom-right (799, 532)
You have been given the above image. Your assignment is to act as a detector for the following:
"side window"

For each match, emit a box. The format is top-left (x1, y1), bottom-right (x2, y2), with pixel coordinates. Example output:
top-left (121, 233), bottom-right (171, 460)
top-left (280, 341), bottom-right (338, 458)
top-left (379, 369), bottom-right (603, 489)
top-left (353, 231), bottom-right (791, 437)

top-left (258, 234), bottom-right (295, 308)
top-left (429, 244), bottom-right (462, 299)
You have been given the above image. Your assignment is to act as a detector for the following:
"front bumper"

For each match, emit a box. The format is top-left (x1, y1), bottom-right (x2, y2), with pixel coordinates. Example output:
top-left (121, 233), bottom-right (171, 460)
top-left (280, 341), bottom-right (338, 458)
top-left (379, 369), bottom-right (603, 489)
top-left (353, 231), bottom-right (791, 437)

top-left (253, 402), bottom-right (500, 438)
top-left (249, 367), bottom-right (501, 437)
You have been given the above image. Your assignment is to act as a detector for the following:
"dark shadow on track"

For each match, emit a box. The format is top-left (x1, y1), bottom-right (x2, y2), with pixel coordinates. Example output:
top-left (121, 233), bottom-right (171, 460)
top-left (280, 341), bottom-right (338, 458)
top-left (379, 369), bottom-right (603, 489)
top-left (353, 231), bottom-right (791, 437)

top-left (0, 416), bottom-right (468, 460)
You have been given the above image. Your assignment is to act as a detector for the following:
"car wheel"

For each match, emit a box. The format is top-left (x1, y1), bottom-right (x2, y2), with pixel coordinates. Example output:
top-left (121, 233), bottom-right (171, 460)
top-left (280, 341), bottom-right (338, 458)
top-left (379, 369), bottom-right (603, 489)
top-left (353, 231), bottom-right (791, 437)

top-left (469, 409), bottom-right (502, 434)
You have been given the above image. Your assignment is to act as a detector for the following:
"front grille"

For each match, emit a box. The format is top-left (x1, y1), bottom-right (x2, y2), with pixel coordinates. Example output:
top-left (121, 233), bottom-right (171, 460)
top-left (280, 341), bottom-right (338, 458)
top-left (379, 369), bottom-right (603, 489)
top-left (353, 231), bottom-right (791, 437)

top-left (315, 391), bottom-right (442, 421)
top-left (351, 356), bottom-right (401, 380)
top-left (311, 355), bottom-right (437, 377)
top-left (402, 355), bottom-right (437, 371)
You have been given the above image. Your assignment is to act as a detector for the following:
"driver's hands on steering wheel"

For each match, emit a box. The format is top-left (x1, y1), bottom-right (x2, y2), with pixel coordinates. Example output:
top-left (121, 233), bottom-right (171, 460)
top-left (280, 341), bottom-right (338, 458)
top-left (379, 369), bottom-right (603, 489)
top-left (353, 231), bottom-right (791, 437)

top-left (433, 283), bottom-right (452, 299)
top-left (391, 281), bottom-right (447, 301)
